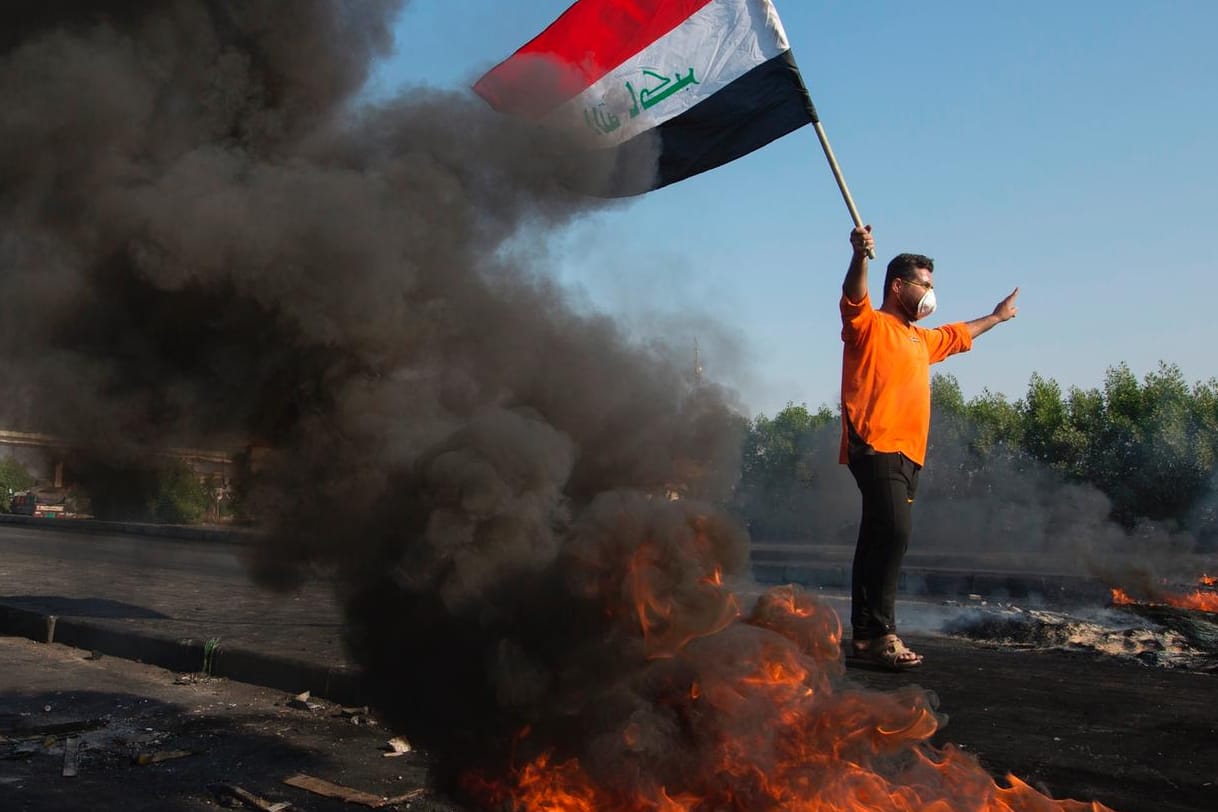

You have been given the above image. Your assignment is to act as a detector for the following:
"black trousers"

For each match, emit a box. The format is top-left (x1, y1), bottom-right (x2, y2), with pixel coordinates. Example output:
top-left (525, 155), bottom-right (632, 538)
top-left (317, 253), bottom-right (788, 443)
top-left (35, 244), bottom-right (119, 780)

top-left (847, 450), bottom-right (921, 640)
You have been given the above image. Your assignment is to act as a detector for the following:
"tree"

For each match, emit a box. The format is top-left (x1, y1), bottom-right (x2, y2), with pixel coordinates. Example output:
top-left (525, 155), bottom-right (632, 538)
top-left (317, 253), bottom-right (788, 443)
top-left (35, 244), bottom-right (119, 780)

top-left (736, 403), bottom-right (838, 540)
top-left (966, 389), bottom-right (1022, 458)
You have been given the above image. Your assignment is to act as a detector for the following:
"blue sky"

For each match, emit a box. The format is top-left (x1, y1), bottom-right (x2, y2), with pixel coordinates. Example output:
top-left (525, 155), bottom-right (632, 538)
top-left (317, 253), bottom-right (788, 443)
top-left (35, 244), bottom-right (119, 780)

top-left (368, 1), bottom-right (1218, 417)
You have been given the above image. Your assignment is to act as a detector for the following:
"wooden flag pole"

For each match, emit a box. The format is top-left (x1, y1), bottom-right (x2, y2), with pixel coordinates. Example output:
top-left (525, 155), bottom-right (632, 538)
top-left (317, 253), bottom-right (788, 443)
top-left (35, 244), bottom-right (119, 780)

top-left (810, 119), bottom-right (875, 260)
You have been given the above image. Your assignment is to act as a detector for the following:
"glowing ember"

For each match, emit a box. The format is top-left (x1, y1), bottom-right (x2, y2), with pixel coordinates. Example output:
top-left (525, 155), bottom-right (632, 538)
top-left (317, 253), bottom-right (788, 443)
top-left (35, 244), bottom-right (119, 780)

top-left (469, 585), bottom-right (1115, 811)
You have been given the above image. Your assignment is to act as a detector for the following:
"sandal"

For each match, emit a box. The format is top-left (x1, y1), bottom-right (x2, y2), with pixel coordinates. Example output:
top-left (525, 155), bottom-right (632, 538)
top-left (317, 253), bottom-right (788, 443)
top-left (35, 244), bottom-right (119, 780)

top-left (849, 634), bottom-right (924, 671)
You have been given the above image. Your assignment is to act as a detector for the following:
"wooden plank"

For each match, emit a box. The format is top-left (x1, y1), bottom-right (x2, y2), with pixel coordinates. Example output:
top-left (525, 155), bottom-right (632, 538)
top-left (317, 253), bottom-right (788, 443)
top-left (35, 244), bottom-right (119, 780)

top-left (61, 736), bottom-right (80, 777)
top-left (282, 774), bottom-right (425, 808)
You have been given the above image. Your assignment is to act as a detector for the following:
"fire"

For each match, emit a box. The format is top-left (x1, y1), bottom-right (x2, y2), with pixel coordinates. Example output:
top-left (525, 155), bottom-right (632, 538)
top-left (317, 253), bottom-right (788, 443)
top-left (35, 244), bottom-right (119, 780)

top-left (627, 540), bottom-right (741, 659)
top-left (471, 584), bottom-right (1115, 811)
top-left (1111, 578), bottom-right (1218, 613)
top-left (1173, 589), bottom-right (1218, 613)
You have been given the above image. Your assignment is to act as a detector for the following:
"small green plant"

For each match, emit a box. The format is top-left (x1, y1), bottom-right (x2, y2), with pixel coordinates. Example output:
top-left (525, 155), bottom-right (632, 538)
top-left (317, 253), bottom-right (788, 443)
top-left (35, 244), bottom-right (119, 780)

top-left (202, 637), bottom-right (222, 676)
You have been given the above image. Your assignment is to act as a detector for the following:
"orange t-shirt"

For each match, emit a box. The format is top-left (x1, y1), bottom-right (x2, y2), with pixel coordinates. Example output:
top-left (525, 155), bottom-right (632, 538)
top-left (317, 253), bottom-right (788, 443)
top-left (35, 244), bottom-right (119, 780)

top-left (839, 292), bottom-right (972, 466)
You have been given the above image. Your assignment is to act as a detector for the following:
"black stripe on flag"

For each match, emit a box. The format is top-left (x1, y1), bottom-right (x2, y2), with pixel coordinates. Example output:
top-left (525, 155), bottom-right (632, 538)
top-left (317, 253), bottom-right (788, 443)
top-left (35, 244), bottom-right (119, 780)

top-left (603, 50), bottom-right (816, 196)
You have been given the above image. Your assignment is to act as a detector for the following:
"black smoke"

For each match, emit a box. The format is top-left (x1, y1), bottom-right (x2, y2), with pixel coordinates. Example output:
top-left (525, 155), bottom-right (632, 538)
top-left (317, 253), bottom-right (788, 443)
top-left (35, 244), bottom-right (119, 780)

top-left (0, 0), bottom-right (755, 793)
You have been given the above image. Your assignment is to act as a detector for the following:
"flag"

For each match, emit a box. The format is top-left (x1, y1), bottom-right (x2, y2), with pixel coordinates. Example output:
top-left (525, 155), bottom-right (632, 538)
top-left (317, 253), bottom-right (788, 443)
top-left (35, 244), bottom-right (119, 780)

top-left (474, 0), bottom-right (817, 196)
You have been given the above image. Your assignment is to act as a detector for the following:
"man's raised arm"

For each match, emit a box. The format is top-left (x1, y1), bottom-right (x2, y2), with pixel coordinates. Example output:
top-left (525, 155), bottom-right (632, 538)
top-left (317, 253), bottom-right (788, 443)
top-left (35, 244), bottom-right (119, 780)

top-left (965, 287), bottom-right (1020, 338)
top-left (843, 226), bottom-right (874, 302)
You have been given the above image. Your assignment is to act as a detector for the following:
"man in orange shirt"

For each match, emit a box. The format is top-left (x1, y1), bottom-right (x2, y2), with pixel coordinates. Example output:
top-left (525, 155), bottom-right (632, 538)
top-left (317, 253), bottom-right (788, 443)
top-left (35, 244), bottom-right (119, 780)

top-left (842, 225), bottom-right (1018, 669)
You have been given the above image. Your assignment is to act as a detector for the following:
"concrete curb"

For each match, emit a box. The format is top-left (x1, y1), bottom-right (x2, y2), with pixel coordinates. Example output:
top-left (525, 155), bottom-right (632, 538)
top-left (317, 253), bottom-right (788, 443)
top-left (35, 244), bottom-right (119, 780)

top-left (0, 603), bottom-right (363, 706)
top-left (0, 513), bottom-right (254, 545)
top-left (750, 562), bottom-right (1115, 604)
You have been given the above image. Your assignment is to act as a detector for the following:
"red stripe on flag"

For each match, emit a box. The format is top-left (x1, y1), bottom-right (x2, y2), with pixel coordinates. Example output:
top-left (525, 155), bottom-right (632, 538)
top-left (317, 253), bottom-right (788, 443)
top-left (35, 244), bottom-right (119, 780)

top-left (474, 0), bottom-right (716, 118)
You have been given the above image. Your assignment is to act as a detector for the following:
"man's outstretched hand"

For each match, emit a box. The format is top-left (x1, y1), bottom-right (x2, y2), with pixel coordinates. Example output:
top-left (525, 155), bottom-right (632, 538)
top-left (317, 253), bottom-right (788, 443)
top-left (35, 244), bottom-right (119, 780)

top-left (993, 288), bottom-right (1019, 321)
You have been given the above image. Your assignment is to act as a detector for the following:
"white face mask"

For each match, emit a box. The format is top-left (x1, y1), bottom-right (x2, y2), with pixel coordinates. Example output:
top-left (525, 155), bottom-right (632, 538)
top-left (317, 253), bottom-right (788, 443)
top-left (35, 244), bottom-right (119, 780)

top-left (900, 281), bottom-right (937, 320)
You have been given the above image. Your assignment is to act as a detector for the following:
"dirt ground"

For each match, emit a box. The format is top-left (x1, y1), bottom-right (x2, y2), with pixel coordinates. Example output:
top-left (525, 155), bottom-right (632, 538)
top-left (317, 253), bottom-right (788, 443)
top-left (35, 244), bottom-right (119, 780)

top-left (0, 636), bottom-right (464, 812)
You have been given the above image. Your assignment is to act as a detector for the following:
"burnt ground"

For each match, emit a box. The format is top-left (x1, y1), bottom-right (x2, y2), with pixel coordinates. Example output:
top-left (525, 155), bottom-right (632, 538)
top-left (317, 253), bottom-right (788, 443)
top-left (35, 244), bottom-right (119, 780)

top-left (0, 636), bottom-right (464, 812)
top-left (2, 634), bottom-right (1215, 812)
top-left (853, 634), bottom-right (1217, 812)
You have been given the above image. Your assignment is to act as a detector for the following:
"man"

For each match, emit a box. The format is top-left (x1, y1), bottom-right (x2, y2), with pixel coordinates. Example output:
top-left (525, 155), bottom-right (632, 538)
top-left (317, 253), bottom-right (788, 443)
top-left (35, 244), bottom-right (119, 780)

top-left (841, 225), bottom-right (1018, 669)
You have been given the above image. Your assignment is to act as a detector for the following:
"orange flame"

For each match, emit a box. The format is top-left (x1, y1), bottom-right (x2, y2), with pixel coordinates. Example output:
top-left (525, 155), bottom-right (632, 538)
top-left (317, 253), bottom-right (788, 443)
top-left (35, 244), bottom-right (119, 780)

top-left (1171, 589), bottom-right (1218, 613)
top-left (627, 541), bottom-right (740, 659)
top-left (1111, 578), bottom-right (1218, 613)
top-left (472, 585), bottom-right (1115, 812)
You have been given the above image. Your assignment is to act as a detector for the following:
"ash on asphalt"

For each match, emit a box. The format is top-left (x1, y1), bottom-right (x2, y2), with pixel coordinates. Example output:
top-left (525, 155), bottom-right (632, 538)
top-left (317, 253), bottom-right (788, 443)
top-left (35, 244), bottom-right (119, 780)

top-left (0, 637), bottom-right (465, 812)
top-left (772, 582), bottom-right (1218, 672)
top-left (944, 602), bottom-right (1218, 671)
top-left (844, 633), bottom-right (1218, 812)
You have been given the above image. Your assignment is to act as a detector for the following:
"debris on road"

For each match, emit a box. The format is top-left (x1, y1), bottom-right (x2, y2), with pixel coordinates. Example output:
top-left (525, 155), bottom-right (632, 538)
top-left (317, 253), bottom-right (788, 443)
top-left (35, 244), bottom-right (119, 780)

top-left (60, 736), bottom-right (80, 777)
top-left (382, 736), bottom-right (412, 757)
top-left (1, 717), bottom-right (109, 738)
top-left (134, 748), bottom-right (197, 766)
top-left (286, 691), bottom-right (322, 712)
top-left (341, 706), bottom-right (376, 726)
top-left (944, 603), bottom-right (1217, 669)
top-left (209, 782), bottom-right (294, 811)
top-left (282, 773), bottom-right (425, 808)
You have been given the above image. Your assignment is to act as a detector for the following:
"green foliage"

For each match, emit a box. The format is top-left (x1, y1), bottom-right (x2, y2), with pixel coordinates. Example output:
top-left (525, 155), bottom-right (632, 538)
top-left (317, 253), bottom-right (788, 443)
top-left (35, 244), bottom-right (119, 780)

top-left (0, 456), bottom-right (34, 512)
top-left (736, 363), bottom-right (1218, 540)
top-left (966, 389), bottom-right (1022, 457)
top-left (151, 460), bottom-right (213, 524)
top-left (735, 402), bottom-right (838, 539)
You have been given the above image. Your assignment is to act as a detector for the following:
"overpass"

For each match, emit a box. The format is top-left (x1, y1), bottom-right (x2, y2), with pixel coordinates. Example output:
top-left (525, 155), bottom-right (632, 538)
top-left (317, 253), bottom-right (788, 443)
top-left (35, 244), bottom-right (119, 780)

top-left (0, 429), bottom-right (239, 488)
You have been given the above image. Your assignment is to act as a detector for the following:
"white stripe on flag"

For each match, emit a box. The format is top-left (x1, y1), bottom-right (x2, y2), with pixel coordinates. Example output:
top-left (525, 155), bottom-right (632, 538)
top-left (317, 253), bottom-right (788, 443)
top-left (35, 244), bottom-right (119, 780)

top-left (545, 0), bottom-right (792, 148)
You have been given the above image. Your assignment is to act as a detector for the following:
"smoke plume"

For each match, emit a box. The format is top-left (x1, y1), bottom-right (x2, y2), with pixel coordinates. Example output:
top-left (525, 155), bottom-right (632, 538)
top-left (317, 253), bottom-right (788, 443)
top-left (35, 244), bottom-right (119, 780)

top-left (0, 0), bottom-right (755, 788)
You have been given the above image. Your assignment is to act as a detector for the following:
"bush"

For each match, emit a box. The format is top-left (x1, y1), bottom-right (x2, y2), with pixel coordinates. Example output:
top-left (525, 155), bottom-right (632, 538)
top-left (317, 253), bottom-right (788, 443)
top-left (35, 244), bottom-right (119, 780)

top-left (0, 456), bottom-right (34, 512)
top-left (151, 460), bottom-right (212, 524)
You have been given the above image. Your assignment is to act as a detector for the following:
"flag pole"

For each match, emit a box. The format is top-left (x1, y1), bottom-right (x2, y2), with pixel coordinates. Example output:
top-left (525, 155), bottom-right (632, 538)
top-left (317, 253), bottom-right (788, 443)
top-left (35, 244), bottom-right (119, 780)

top-left (808, 110), bottom-right (875, 260)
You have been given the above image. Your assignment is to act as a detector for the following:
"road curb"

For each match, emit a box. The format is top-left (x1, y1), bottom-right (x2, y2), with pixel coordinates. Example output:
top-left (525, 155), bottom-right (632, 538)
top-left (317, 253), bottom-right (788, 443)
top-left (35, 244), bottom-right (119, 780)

top-left (0, 513), bottom-right (254, 545)
top-left (0, 602), bottom-right (363, 706)
top-left (751, 562), bottom-right (1114, 604)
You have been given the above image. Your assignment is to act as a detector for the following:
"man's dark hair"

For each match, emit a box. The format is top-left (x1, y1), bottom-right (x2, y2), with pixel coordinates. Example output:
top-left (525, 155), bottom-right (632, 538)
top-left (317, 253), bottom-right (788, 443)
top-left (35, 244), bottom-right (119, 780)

top-left (883, 253), bottom-right (935, 295)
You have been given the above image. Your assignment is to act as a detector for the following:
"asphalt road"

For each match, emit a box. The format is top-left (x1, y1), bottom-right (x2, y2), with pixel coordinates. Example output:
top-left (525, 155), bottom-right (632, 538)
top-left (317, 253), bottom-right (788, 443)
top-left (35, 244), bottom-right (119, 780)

top-left (2, 523), bottom-right (1217, 811)
top-left (0, 635), bottom-right (462, 812)
top-left (0, 522), bottom-right (244, 577)
top-left (0, 523), bottom-right (349, 670)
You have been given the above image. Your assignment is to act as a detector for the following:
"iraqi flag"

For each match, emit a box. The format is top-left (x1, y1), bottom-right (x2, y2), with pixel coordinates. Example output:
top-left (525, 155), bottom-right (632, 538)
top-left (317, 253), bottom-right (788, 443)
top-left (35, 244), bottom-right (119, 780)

top-left (474, 0), bottom-right (817, 196)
